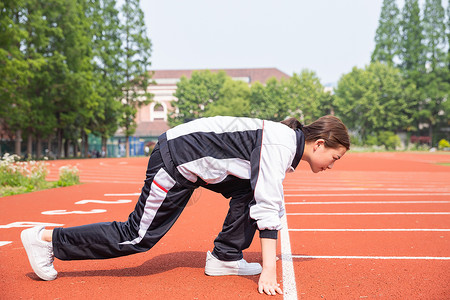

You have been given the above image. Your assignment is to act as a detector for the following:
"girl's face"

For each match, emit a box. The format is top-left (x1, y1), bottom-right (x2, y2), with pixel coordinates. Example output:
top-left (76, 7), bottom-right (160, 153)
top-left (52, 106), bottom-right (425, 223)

top-left (307, 140), bottom-right (347, 173)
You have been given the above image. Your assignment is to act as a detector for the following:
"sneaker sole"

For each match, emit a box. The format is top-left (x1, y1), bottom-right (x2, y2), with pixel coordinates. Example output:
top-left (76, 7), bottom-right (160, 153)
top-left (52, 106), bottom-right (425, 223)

top-left (21, 230), bottom-right (57, 281)
top-left (205, 267), bottom-right (262, 276)
top-left (205, 267), bottom-right (239, 276)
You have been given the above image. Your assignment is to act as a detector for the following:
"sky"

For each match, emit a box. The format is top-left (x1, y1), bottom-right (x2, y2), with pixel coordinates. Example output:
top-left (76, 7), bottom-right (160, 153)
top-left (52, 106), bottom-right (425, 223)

top-left (140, 0), bottom-right (385, 85)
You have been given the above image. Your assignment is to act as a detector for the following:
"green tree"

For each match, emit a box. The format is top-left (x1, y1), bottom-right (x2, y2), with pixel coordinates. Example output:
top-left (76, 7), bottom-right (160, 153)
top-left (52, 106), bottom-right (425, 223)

top-left (249, 78), bottom-right (289, 121)
top-left (285, 70), bottom-right (329, 124)
top-left (371, 0), bottom-right (401, 66)
top-left (399, 0), bottom-right (426, 78)
top-left (334, 62), bottom-right (414, 142)
top-left (55, 0), bottom-right (95, 158)
top-left (119, 0), bottom-right (152, 157)
top-left (169, 70), bottom-right (228, 126)
top-left (423, 0), bottom-right (447, 70)
top-left (204, 78), bottom-right (251, 117)
top-left (447, 0), bottom-right (450, 70)
top-left (419, 0), bottom-right (449, 143)
top-left (88, 0), bottom-right (123, 156)
top-left (0, 0), bottom-right (32, 155)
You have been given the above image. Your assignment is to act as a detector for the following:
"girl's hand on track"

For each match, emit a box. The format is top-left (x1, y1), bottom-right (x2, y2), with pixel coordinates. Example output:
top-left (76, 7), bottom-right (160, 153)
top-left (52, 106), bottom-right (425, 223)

top-left (258, 267), bottom-right (283, 296)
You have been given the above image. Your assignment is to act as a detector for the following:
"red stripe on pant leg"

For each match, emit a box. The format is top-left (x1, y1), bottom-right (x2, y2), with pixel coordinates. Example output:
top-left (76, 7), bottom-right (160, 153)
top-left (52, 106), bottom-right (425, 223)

top-left (153, 180), bottom-right (168, 193)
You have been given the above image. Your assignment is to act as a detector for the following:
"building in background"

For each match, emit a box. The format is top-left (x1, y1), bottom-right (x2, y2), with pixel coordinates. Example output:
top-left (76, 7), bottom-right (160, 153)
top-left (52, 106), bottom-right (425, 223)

top-left (108, 68), bottom-right (290, 157)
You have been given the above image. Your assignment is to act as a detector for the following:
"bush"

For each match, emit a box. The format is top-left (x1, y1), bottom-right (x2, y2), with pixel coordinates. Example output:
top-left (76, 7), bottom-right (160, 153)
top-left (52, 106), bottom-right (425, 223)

top-left (365, 134), bottom-right (378, 146)
top-left (438, 139), bottom-right (450, 150)
top-left (0, 153), bottom-right (49, 188)
top-left (57, 165), bottom-right (80, 187)
top-left (0, 153), bottom-right (80, 196)
top-left (378, 131), bottom-right (401, 150)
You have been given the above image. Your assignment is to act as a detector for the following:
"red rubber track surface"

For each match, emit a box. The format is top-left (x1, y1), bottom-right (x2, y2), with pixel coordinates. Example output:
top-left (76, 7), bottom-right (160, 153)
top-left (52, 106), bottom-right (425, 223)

top-left (0, 152), bottom-right (449, 299)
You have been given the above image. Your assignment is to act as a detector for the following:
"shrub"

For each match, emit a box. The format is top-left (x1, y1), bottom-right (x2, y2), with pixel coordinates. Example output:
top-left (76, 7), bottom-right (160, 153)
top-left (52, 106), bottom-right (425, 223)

top-left (438, 139), bottom-right (450, 150)
top-left (0, 153), bottom-right (80, 196)
top-left (57, 165), bottom-right (80, 187)
top-left (0, 153), bottom-right (48, 188)
top-left (378, 131), bottom-right (401, 150)
top-left (365, 134), bottom-right (378, 146)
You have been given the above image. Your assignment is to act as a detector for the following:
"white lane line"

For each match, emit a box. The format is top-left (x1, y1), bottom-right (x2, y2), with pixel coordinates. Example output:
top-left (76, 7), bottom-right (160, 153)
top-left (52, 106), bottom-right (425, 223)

top-left (284, 188), bottom-right (450, 192)
top-left (83, 180), bottom-right (143, 184)
top-left (75, 199), bottom-right (132, 204)
top-left (292, 255), bottom-right (450, 260)
top-left (280, 214), bottom-right (298, 299)
top-left (0, 221), bottom-right (65, 229)
top-left (289, 229), bottom-right (450, 232)
top-left (284, 193), bottom-right (450, 197)
top-left (104, 193), bottom-right (140, 196)
top-left (285, 201), bottom-right (450, 205)
top-left (41, 209), bottom-right (107, 215)
top-left (0, 241), bottom-right (12, 247)
top-left (287, 212), bottom-right (450, 216)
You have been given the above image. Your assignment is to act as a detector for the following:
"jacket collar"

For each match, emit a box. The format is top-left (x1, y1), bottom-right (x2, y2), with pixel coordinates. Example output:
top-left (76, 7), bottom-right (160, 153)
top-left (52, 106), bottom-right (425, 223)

top-left (291, 128), bottom-right (305, 170)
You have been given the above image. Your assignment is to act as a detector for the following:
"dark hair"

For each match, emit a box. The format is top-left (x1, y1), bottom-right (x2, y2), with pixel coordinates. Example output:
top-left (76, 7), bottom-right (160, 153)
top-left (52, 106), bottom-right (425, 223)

top-left (281, 116), bottom-right (350, 150)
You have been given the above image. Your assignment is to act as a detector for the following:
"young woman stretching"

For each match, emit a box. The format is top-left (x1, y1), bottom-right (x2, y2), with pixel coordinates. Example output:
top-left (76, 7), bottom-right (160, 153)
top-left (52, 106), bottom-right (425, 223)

top-left (21, 115), bottom-right (350, 296)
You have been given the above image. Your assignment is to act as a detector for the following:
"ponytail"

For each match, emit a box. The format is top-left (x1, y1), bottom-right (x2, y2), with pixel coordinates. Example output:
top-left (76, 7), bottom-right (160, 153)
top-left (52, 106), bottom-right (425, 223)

top-left (280, 117), bottom-right (303, 131)
top-left (281, 115), bottom-right (350, 150)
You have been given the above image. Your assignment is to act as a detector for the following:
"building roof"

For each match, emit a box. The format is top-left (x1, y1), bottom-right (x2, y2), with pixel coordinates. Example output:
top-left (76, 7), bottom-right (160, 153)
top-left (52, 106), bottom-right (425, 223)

top-left (115, 120), bottom-right (171, 138)
top-left (150, 68), bottom-right (290, 85)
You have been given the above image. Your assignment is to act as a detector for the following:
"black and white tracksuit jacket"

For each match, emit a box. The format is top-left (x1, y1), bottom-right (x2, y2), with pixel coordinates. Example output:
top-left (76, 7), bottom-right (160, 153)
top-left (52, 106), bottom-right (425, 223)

top-left (52, 116), bottom-right (305, 262)
top-left (159, 116), bottom-right (305, 235)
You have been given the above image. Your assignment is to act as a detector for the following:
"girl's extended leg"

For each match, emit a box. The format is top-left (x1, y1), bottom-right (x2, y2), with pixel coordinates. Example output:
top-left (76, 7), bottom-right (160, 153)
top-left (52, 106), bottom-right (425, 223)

top-left (52, 144), bottom-right (194, 260)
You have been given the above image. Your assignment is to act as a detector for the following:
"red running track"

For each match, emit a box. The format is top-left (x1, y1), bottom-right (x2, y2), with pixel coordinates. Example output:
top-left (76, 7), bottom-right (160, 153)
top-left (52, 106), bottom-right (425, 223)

top-left (0, 152), bottom-right (449, 299)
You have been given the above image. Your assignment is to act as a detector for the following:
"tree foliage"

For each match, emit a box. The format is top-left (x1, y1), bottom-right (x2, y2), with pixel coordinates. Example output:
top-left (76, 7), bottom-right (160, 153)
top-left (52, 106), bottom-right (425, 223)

top-left (0, 0), bottom-right (152, 157)
top-left (370, 0), bottom-right (449, 145)
top-left (371, 0), bottom-right (400, 66)
top-left (169, 70), bottom-right (228, 126)
top-left (119, 0), bottom-right (152, 157)
top-left (334, 62), bottom-right (414, 142)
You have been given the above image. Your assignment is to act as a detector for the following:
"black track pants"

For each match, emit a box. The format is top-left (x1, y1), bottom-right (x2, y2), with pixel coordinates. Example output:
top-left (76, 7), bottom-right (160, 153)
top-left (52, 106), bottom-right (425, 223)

top-left (53, 145), bottom-right (194, 260)
top-left (205, 179), bottom-right (257, 261)
top-left (52, 144), bottom-right (257, 261)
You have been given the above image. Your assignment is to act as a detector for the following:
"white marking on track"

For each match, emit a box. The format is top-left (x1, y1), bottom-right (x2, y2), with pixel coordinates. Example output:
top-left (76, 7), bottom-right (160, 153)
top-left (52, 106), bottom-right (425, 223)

top-left (292, 255), bottom-right (450, 260)
top-left (285, 201), bottom-right (450, 205)
top-left (0, 221), bottom-right (65, 229)
top-left (284, 188), bottom-right (450, 192)
top-left (0, 241), bottom-right (12, 247)
top-left (75, 199), bottom-right (132, 204)
top-left (287, 212), bottom-right (450, 216)
top-left (41, 209), bottom-right (107, 215)
top-left (284, 193), bottom-right (450, 197)
top-left (289, 228), bottom-right (450, 232)
top-left (104, 193), bottom-right (140, 196)
top-left (81, 180), bottom-right (143, 184)
top-left (280, 214), bottom-right (298, 299)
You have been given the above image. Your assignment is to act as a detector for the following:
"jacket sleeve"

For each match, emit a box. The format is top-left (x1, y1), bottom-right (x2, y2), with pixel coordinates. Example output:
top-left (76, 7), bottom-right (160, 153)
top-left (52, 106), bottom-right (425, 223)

top-left (249, 143), bottom-right (293, 235)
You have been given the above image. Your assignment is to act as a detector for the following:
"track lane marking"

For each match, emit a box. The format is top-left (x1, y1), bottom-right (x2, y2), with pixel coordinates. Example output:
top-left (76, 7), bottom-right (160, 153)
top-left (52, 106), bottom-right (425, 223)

top-left (41, 209), bottom-right (107, 215)
top-left (0, 221), bottom-right (65, 229)
top-left (289, 228), bottom-right (450, 232)
top-left (104, 193), bottom-right (140, 196)
top-left (75, 199), bottom-right (132, 204)
top-left (284, 188), bottom-right (450, 192)
top-left (292, 255), bottom-right (450, 260)
top-left (280, 214), bottom-right (298, 299)
top-left (284, 193), bottom-right (450, 197)
top-left (286, 201), bottom-right (450, 204)
top-left (287, 212), bottom-right (450, 216)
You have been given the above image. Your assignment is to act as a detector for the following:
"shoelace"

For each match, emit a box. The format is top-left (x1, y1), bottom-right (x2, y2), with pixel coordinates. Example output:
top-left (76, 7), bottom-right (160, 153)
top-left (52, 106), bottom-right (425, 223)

top-left (46, 245), bottom-right (55, 265)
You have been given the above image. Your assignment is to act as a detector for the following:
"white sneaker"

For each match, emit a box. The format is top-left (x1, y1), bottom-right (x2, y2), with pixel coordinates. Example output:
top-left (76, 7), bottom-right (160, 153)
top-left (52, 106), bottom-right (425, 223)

top-left (21, 226), bottom-right (57, 281)
top-left (205, 251), bottom-right (262, 276)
